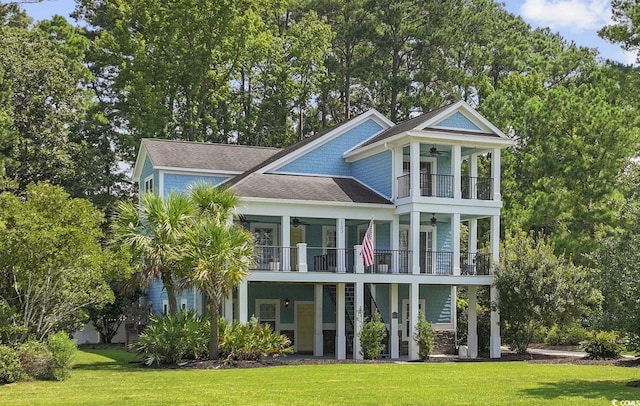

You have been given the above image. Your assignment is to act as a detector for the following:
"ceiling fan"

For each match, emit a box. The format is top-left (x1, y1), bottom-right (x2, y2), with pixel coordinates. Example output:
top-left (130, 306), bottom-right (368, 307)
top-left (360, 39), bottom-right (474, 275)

top-left (429, 145), bottom-right (448, 156)
top-left (291, 217), bottom-right (310, 228)
top-left (430, 214), bottom-right (443, 226)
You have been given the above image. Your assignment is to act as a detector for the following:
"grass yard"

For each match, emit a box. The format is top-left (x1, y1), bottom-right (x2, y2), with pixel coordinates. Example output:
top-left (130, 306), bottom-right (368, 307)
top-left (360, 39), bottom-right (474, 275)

top-left (1, 349), bottom-right (639, 405)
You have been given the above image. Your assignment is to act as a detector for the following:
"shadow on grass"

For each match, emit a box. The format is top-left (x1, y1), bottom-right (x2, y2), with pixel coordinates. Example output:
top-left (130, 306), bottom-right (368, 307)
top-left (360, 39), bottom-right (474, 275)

top-left (74, 348), bottom-right (144, 372)
top-left (521, 380), bottom-right (640, 401)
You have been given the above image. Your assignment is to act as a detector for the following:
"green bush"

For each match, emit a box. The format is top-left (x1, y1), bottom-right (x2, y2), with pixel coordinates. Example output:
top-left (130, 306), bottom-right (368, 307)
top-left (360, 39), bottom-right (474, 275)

top-left (18, 341), bottom-right (54, 380)
top-left (457, 303), bottom-right (492, 352)
top-left (545, 323), bottom-right (587, 346)
top-left (47, 332), bottom-right (77, 380)
top-left (359, 311), bottom-right (387, 360)
top-left (0, 345), bottom-right (21, 384)
top-left (532, 326), bottom-right (548, 344)
top-left (581, 331), bottom-right (623, 360)
top-left (413, 312), bottom-right (436, 360)
top-left (133, 310), bottom-right (209, 366)
top-left (218, 316), bottom-right (293, 361)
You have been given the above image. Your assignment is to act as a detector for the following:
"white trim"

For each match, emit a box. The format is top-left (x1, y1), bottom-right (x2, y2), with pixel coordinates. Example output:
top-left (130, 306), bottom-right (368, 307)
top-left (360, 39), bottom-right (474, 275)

top-left (156, 167), bottom-right (242, 176)
top-left (239, 197), bottom-right (395, 211)
top-left (162, 300), bottom-right (168, 315)
top-left (250, 223), bottom-right (279, 247)
top-left (180, 298), bottom-right (188, 312)
top-left (143, 174), bottom-right (154, 195)
top-left (416, 101), bottom-right (508, 138)
top-left (345, 131), bottom-right (513, 161)
top-left (321, 225), bottom-right (337, 248)
top-left (158, 172), bottom-right (164, 198)
top-left (401, 299), bottom-right (426, 341)
top-left (294, 301), bottom-right (315, 352)
top-left (255, 299), bottom-right (280, 331)
top-left (257, 110), bottom-right (393, 175)
top-left (132, 144), bottom-right (150, 182)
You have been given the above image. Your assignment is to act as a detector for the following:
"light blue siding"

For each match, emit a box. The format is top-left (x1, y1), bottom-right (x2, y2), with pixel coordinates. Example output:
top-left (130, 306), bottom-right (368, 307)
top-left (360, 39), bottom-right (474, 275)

top-left (352, 151), bottom-right (392, 198)
top-left (399, 285), bottom-right (453, 325)
top-left (140, 157), bottom-right (158, 193)
top-left (276, 120), bottom-right (384, 176)
top-left (248, 283), bottom-right (315, 325)
top-left (376, 223), bottom-right (390, 250)
top-left (436, 223), bottom-right (453, 275)
top-left (163, 173), bottom-right (230, 198)
top-left (436, 155), bottom-right (451, 176)
top-left (436, 112), bottom-right (481, 131)
top-left (147, 280), bottom-right (197, 315)
top-left (422, 285), bottom-right (452, 324)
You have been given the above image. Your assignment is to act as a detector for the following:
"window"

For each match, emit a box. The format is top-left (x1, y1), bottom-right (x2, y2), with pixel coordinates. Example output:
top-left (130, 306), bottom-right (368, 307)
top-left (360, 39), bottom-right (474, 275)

top-left (181, 299), bottom-right (187, 311)
top-left (162, 300), bottom-right (168, 315)
top-left (256, 299), bottom-right (279, 332)
top-left (143, 176), bottom-right (154, 194)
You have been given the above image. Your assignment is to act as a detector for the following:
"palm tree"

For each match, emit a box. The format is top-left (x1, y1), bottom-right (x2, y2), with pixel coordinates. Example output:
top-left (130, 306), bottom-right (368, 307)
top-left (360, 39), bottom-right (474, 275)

top-left (182, 184), bottom-right (255, 360)
top-left (111, 192), bottom-right (194, 315)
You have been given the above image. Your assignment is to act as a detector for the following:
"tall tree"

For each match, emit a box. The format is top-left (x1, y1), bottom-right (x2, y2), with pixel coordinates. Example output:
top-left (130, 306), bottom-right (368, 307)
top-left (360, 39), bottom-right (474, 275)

top-left (599, 0), bottom-right (640, 62)
top-left (111, 192), bottom-right (195, 315)
top-left (0, 183), bottom-right (116, 343)
top-left (76, 0), bottom-right (275, 160)
top-left (0, 13), bottom-right (97, 193)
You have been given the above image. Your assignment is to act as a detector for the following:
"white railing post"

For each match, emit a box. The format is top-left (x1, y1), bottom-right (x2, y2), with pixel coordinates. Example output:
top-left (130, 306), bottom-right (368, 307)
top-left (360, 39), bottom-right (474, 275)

top-left (354, 245), bottom-right (364, 273)
top-left (297, 243), bottom-right (307, 272)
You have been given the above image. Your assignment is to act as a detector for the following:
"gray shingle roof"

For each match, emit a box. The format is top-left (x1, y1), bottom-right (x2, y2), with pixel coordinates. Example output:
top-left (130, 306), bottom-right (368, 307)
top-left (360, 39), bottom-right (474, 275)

top-left (231, 174), bottom-right (392, 204)
top-left (142, 138), bottom-right (280, 172)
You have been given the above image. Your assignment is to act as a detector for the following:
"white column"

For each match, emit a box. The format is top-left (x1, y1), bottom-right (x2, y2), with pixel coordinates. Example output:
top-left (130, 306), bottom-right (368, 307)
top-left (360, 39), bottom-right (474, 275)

top-left (469, 219), bottom-right (478, 253)
top-left (410, 141), bottom-right (421, 197)
top-left (238, 280), bottom-right (248, 324)
top-left (452, 213), bottom-right (461, 276)
top-left (491, 148), bottom-right (501, 201)
top-left (354, 245), bottom-right (364, 273)
top-left (467, 285), bottom-right (478, 358)
top-left (390, 283), bottom-right (400, 359)
top-left (394, 146), bottom-right (404, 199)
top-left (336, 283), bottom-right (346, 360)
top-left (282, 215), bottom-right (290, 271)
top-left (490, 215), bottom-right (500, 266)
top-left (490, 285), bottom-right (501, 358)
top-left (314, 284), bottom-right (323, 356)
top-left (411, 211), bottom-right (420, 274)
top-left (223, 293), bottom-right (233, 322)
top-left (391, 217), bottom-right (400, 273)
top-left (336, 218), bottom-right (346, 273)
top-left (452, 144), bottom-right (462, 199)
top-left (408, 282), bottom-right (420, 360)
top-left (193, 286), bottom-right (200, 315)
top-left (297, 243), bottom-right (307, 272)
top-left (353, 282), bottom-right (364, 360)
top-left (469, 154), bottom-right (478, 199)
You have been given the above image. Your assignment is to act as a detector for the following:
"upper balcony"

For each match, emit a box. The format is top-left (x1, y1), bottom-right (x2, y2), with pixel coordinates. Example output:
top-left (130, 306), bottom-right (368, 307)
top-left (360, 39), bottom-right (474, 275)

top-left (396, 173), bottom-right (493, 200)
top-left (253, 245), bottom-right (492, 276)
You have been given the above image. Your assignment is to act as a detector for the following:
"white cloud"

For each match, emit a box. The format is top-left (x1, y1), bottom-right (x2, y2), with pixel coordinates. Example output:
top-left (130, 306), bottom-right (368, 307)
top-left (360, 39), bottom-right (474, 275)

top-left (520, 0), bottom-right (610, 33)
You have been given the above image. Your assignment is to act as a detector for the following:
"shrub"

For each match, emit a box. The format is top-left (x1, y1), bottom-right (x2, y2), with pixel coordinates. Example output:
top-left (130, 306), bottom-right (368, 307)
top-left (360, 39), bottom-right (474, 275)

top-left (413, 312), bottom-right (436, 360)
top-left (581, 331), bottom-right (623, 360)
top-left (545, 323), bottom-right (587, 346)
top-left (359, 311), bottom-right (387, 360)
top-left (0, 345), bottom-right (21, 384)
top-left (18, 341), bottom-right (54, 380)
top-left (218, 316), bottom-right (293, 362)
top-left (133, 310), bottom-right (209, 366)
top-left (47, 332), bottom-right (77, 380)
top-left (457, 302), bottom-right (492, 352)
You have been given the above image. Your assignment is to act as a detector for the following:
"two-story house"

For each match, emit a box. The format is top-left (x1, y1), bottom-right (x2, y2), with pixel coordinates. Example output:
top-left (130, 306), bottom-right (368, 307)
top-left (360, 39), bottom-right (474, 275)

top-left (132, 100), bottom-right (513, 360)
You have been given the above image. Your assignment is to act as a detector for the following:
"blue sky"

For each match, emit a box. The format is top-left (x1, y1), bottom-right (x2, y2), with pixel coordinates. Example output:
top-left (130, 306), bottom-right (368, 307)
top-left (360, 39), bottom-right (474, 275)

top-left (21, 0), bottom-right (633, 65)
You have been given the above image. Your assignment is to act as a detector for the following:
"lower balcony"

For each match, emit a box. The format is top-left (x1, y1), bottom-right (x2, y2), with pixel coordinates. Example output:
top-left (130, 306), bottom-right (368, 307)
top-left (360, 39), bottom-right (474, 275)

top-left (254, 246), bottom-right (492, 275)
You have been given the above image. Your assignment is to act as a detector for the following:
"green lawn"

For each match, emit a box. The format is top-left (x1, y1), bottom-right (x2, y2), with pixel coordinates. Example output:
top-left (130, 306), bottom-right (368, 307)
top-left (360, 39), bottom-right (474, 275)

top-left (1, 349), bottom-right (638, 405)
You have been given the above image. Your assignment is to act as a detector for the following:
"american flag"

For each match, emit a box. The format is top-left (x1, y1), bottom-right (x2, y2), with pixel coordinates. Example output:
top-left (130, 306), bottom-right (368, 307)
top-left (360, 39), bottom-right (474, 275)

top-left (361, 219), bottom-right (374, 267)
